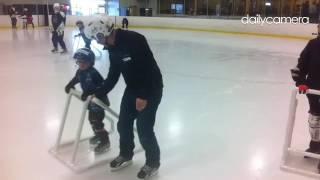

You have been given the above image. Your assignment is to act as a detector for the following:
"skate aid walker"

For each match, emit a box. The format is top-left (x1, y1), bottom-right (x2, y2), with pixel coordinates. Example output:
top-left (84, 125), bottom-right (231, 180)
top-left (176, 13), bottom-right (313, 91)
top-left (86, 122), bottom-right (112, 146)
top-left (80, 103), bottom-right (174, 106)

top-left (49, 89), bottom-right (117, 173)
top-left (281, 88), bottom-right (320, 177)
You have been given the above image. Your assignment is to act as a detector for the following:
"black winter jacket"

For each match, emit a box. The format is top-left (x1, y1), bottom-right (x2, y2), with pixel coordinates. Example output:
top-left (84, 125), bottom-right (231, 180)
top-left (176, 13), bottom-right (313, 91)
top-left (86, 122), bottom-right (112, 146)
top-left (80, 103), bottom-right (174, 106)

top-left (291, 37), bottom-right (320, 89)
top-left (98, 29), bottom-right (163, 99)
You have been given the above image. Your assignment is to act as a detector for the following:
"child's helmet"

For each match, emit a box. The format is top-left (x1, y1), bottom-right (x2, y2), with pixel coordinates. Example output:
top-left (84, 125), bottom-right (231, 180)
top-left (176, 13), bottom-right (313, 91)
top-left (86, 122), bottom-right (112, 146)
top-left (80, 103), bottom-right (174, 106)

top-left (53, 3), bottom-right (61, 12)
top-left (73, 48), bottom-right (95, 65)
top-left (76, 20), bottom-right (84, 29)
top-left (76, 20), bottom-right (84, 26)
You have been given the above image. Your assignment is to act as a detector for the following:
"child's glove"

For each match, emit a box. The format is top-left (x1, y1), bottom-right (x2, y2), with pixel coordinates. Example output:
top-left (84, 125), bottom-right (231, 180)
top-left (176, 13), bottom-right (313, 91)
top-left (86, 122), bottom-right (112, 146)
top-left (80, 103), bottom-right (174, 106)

top-left (298, 85), bottom-right (309, 94)
top-left (65, 84), bottom-right (74, 94)
top-left (81, 91), bottom-right (90, 101)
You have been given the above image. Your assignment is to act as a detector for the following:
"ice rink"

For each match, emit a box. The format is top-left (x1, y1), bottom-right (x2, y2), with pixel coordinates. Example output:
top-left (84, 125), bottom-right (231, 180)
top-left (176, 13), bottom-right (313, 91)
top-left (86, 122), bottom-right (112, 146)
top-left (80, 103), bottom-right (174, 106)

top-left (0, 27), bottom-right (316, 180)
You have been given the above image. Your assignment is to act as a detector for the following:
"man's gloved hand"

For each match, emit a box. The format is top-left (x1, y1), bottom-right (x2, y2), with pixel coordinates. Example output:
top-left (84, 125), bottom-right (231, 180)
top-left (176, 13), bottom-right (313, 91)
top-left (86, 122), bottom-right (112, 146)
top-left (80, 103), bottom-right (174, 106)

top-left (94, 87), bottom-right (106, 100)
top-left (136, 98), bottom-right (147, 112)
top-left (99, 95), bottom-right (110, 107)
top-left (65, 84), bottom-right (74, 94)
top-left (298, 85), bottom-right (309, 94)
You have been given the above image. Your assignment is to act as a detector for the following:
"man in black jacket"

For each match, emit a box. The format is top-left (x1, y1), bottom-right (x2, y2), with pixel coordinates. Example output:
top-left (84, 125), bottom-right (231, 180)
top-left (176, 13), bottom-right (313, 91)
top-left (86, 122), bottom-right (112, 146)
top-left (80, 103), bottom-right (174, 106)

top-left (291, 24), bottom-right (320, 155)
top-left (84, 19), bottom-right (163, 179)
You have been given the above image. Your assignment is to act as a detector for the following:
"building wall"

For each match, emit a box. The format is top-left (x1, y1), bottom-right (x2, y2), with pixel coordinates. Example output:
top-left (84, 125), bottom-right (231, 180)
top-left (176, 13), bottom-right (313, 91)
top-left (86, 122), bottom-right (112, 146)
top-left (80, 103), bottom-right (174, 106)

top-left (0, 0), bottom-right (69, 5)
top-left (0, 14), bottom-right (316, 40)
top-left (120, 0), bottom-right (158, 16)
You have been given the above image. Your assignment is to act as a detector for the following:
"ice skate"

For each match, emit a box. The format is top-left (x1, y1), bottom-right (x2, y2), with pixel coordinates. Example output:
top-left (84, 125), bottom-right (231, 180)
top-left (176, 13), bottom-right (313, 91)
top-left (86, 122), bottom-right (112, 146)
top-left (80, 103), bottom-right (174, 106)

top-left (110, 156), bottom-right (132, 171)
top-left (91, 130), bottom-right (110, 154)
top-left (137, 165), bottom-right (159, 179)
top-left (94, 140), bottom-right (110, 154)
top-left (304, 148), bottom-right (320, 158)
top-left (51, 48), bottom-right (58, 53)
top-left (60, 49), bottom-right (68, 54)
top-left (304, 141), bottom-right (320, 159)
top-left (89, 135), bottom-right (100, 145)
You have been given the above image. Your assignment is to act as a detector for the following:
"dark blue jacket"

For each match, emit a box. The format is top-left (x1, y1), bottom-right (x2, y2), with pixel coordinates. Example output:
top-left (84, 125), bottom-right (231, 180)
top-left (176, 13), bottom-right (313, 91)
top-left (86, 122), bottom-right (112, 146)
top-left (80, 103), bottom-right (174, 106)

top-left (67, 67), bottom-right (104, 94)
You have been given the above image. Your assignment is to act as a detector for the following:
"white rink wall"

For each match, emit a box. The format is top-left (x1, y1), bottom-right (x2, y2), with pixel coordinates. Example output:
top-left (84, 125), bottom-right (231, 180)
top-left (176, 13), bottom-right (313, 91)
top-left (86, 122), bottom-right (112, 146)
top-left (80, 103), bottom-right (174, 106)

top-left (0, 15), bottom-right (316, 39)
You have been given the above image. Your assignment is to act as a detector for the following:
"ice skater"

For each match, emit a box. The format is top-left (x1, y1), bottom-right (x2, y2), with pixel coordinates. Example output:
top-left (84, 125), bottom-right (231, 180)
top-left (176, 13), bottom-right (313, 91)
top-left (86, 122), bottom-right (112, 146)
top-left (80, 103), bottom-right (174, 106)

top-left (75, 20), bottom-right (92, 49)
top-left (65, 48), bottom-right (111, 154)
top-left (122, 17), bottom-right (129, 30)
top-left (19, 8), bottom-right (28, 29)
top-left (83, 19), bottom-right (163, 179)
top-left (8, 6), bottom-right (17, 29)
top-left (291, 23), bottom-right (320, 156)
top-left (51, 3), bottom-right (67, 54)
top-left (26, 10), bottom-right (34, 29)
top-left (20, 8), bottom-right (34, 29)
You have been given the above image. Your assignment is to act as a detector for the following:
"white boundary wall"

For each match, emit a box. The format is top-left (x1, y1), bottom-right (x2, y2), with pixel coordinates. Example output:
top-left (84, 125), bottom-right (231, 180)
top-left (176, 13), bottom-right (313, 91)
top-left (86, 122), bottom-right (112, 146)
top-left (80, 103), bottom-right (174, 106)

top-left (0, 15), bottom-right (316, 39)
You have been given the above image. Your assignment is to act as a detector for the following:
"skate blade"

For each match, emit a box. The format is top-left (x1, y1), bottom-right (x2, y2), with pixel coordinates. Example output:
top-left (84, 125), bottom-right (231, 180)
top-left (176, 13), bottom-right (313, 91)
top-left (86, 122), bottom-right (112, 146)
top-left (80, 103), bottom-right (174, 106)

top-left (110, 160), bottom-right (133, 172)
top-left (94, 147), bottom-right (111, 155)
top-left (89, 141), bottom-right (101, 147)
top-left (304, 153), bottom-right (320, 159)
top-left (144, 170), bottom-right (158, 180)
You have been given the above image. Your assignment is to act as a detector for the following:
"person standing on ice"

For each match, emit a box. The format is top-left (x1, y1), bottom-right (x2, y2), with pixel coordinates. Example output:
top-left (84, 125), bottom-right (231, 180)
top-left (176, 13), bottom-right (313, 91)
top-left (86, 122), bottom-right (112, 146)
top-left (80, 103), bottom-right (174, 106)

top-left (75, 20), bottom-right (92, 49)
top-left (8, 6), bottom-right (17, 29)
top-left (26, 9), bottom-right (35, 29)
top-left (51, 3), bottom-right (67, 54)
top-left (65, 48), bottom-right (111, 154)
top-left (82, 18), bottom-right (163, 179)
top-left (20, 8), bottom-right (28, 29)
top-left (291, 23), bottom-right (320, 155)
top-left (122, 17), bottom-right (129, 30)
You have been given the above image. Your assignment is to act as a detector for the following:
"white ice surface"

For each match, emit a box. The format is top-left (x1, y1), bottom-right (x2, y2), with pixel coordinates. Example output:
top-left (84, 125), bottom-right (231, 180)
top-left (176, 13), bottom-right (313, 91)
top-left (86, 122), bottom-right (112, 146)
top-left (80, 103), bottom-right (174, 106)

top-left (0, 27), bottom-right (316, 180)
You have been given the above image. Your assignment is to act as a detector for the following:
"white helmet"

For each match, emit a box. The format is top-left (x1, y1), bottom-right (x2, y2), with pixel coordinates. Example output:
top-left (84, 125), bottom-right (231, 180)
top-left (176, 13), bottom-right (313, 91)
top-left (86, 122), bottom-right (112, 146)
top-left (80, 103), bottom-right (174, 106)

top-left (84, 19), bottom-right (114, 40)
top-left (53, 3), bottom-right (60, 8)
top-left (53, 3), bottom-right (60, 12)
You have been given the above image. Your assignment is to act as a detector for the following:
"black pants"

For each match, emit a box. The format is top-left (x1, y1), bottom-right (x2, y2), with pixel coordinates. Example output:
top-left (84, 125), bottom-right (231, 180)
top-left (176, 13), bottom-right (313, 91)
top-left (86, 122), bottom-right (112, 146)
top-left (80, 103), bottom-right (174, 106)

top-left (118, 88), bottom-right (162, 168)
top-left (307, 94), bottom-right (320, 116)
top-left (88, 103), bottom-right (108, 138)
top-left (52, 31), bottom-right (66, 50)
top-left (11, 18), bottom-right (17, 29)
